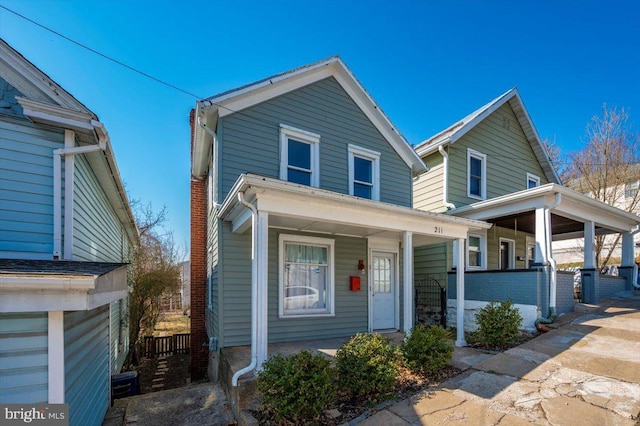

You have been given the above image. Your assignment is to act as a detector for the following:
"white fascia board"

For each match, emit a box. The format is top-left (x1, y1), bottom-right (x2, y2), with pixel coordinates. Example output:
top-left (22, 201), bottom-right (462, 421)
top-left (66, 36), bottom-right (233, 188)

top-left (0, 40), bottom-right (92, 113)
top-left (0, 274), bottom-right (96, 290)
top-left (201, 58), bottom-right (426, 175)
top-left (17, 97), bottom-right (95, 133)
top-left (192, 102), bottom-right (216, 179)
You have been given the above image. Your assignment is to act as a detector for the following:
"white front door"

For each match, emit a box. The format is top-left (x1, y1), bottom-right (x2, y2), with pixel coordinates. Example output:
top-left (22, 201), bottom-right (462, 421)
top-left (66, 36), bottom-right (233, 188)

top-left (372, 252), bottom-right (395, 330)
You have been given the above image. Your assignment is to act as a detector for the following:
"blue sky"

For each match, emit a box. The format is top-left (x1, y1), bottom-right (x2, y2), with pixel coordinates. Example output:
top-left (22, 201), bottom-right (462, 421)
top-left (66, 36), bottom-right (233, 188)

top-left (1, 0), bottom-right (639, 252)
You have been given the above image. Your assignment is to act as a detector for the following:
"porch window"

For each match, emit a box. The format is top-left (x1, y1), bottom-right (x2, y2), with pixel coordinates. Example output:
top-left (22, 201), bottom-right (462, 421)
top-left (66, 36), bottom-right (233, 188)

top-left (348, 145), bottom-right (380, 200)
top-left (466, 233), bottom-right (486, 270)
top-left (279, 234), bottom-right (335, 317)
top-left (527, 173), bottom-right (540, 189)
top-left (467, 148), bottom-right (486, 200)
top-left (279, 124), bottom-right (320, 187)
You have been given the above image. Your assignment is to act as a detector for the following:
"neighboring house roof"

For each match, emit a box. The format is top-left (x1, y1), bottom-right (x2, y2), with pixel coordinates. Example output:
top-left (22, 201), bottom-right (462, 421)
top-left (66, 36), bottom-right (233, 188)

top-left (414, 88), bottom-right (560, 185)
top-left (566, 163), bottom-right (640, 192)
top-left (192, 56), bottom-right (427, 178)
top-left (0, 38), bottom-right (139, 245)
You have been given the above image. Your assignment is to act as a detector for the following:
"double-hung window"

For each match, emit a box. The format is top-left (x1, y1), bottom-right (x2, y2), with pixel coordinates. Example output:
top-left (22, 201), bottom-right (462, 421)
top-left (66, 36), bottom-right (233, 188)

top-left (625, 180), bottom-right (639, 199)
top-left (467, 148), bottom-right (487, 200)
top-left (527, 173), bottom-right (540, 189)
top-left (279, 124), bottom-right (320, 187)
top-left (279, 234), bottom-right (335, 317)
top-left (348, 145), bottom-right (380, 200)
top-left (466, 233), bottom-right (486, 270)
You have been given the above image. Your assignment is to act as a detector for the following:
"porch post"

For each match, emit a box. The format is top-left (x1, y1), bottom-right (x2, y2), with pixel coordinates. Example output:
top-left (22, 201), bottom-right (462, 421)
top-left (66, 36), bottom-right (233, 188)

top-left (620, 231), bottom-right (636, 290)
top-left (584, 221), bottom-right (596, 269)
top-left (256, 211), bottom-right (269, 371)
top-left (534, 207), bottom-right (548, 264)
top-left (403, 232), bottom-right (413, 333)
top-left (455, 237), bottom-right (466, 347)
top-left (48, 311), bottom-right (65, 403)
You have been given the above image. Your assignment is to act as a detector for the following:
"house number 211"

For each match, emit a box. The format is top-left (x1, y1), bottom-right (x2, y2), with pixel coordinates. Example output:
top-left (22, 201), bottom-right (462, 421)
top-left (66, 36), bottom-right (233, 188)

top-left (434, 226), bottom-right (443, 234)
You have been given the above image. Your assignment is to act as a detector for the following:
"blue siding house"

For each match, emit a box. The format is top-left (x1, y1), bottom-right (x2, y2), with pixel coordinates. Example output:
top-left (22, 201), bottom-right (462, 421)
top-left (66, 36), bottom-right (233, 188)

top-left (189, 57), bottom-right (491, 383)
top-left (0, 38), bottom-right (138, 426)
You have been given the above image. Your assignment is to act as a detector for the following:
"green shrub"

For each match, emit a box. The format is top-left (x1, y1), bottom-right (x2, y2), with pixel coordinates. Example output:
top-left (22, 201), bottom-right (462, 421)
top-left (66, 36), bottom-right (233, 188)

top-left (335, 333), bottom-right (401, 401)
top-left (256, 350), bottom-right (336, 423)
top-left (475, 300), bottom-right (523, 349)
top-left (401, 325), bottom-right (453, 376)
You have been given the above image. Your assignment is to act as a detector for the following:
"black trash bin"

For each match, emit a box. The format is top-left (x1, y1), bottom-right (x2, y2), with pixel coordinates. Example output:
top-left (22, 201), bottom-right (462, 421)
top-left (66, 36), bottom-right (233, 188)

top-left (111, 371), bottom-right (140, 404)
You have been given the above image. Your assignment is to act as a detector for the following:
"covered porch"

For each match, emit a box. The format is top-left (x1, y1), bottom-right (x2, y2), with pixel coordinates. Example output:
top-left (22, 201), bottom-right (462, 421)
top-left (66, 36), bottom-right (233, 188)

top-left (217, 174), bottom-right (491, 381)
top-left (451, 183), bottom-right (639, 317)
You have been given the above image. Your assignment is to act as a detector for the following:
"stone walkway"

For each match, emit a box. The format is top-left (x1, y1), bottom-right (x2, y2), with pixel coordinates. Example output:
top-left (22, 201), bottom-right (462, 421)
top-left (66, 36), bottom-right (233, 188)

top-left (357, 291), bottom-right (640, 425)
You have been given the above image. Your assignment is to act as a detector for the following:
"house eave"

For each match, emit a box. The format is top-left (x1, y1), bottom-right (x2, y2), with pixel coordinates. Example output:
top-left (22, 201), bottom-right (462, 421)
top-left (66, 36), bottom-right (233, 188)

top-left (192, 57), bottom-right (427, 178)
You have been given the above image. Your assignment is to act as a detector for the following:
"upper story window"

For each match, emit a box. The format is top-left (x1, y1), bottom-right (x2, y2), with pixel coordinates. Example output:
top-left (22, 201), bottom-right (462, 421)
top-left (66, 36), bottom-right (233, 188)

top-left (625, 180), bottom-right (639, 199)
top-left (279, 234), bottom-right (335, 317)
top-left (527, 173), bottom-right (541, 189)
top-left (467, 148), bottom-right (487, 200)
top-left (279, 124), bottom-right (320, 187)
top-left (348, 145), bottom-right (380, 200)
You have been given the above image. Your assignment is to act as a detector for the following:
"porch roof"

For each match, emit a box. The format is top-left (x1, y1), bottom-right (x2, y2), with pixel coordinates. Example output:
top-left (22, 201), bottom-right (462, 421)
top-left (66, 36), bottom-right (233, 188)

top-left (450, 183), bottom-right (640, 237)
top-left (219, 174), bottom-right (491, 246)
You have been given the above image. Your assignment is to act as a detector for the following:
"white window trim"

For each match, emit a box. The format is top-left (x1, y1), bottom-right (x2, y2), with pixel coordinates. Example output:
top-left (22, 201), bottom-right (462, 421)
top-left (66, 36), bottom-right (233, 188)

top-left (467, 148), bottom-right (487, 200)
top-left (526, 173), bottom-right (541, 189)
top-left (278, 234), bottom-right (335, 318)
top-left (499, 238), bottom-right (516, 270)
top-left (466, 231), bottom-right (487, 271)
top-left (279, 124), bottom-right (320, 187)
top-left (348, 144), bottom-right (381, 201)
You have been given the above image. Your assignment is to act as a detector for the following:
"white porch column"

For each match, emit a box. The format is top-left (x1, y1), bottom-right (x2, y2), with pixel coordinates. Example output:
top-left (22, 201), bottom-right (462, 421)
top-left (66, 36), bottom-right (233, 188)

top-left (452, 240), bottom-right (459, 268)
top-left (534, 207), bottom-right (548, 264)
top-left (621, 231), bottom-right (634, 267)
top-left (256, 211), bottom-right (269, 371)
top-left (455, 237), bottom-right (466, 347)
top-left (584, 221), bottom-right (596, 269)
top-left (402, 232), bottom-right (413, 333)
top-left (48, 311), bottom-right (65, 403)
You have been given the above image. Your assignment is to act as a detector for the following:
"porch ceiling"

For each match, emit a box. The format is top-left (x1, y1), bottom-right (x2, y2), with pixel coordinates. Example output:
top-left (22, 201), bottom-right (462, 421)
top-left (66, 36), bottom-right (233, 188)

top-left (489, 212), bottom-right (608, 239)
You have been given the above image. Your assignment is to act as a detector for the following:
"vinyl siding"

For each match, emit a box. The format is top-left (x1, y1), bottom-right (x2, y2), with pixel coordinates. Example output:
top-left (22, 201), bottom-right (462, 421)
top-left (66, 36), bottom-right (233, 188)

top-left (205, 209), bottom-right (220, 342)
top-left (413, 152), bottom-right (446, 212)
top-left (414, 243), bottom-right (450, 277)
top-left (0, 76), bottom-right (24, 117)
top-left (65, 307), bottom-right (110, 426)
top-left (0, 312), bottom-right (48, 403)
top-left (447, 103), bottom-right (550, 208)
top-left (0, 116), bottom-right (64, 259)
top-left (220, 226), bottom-right (372, 346)
top-left (73, 154), bottom-right (123, 262)
top-left (109, 299), bottom-right (128, 374)
top-left (218, 77), bottom-right (412, 207)
top-left (486, 225), bottom-right (534, 270)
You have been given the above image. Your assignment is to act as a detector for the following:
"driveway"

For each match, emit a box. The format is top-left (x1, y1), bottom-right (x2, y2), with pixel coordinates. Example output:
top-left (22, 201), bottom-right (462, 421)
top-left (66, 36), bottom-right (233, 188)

top-left (358, 291), bottom-right (640, 425)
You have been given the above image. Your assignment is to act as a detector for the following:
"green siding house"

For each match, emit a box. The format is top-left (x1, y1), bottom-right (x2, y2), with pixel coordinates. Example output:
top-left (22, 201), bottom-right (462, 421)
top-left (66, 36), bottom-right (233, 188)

top-left (0, 38), bottom-right (138, 426)
top-left (190, 57), bottom-right (490, 383)
top-left (413, 88), bottom-right (640, 330)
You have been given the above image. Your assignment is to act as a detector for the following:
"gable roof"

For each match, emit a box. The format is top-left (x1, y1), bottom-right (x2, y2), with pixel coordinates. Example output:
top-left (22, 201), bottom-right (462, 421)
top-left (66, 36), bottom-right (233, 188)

top-left (192, 56), bottom-right (427, 178)
top-left (0, 38), bottom-right (138, 244)
top-left (414, 88), bottom-right (560, 184)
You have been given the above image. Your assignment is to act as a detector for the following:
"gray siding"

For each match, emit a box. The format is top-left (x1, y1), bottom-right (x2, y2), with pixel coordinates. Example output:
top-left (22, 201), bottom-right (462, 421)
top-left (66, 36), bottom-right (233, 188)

top-left (447, 103), bottom-right (550, 208)
top-left (73, 154), bottom-right (123, 262)
top-left (205, 207), bottom-right (220, 342)
top-left (219, 77), bottom-right (412, 207)
top-left (109, 299), bottom-right (127, 374)
top-left (414, 243), bottom-right (449, 277)
top-left (220, 226), bottom-right (371, 346)
top-left (0, 312), bottom-right (48, 403)
top-left (0, 116), bottom-right (64, 259)
top-left (65, 307), bottom-right (110, 426)
top-left (413, 152), bottom-right (446, 213)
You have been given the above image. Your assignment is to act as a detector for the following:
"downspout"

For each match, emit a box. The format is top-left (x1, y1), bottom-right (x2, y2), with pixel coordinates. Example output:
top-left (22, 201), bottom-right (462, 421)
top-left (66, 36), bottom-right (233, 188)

top-left (631, 227), bottom-right (640, 289)
top-left (232, 192), bottom-right (258, 386)
top-left (197, 117), bottom-right (222, 210)
top-left (536, 192), bottom-right (561, 326)
top-left (438, 145), bottom-right (456, 210)
top-left (52, 133), bottom-right (106, 259)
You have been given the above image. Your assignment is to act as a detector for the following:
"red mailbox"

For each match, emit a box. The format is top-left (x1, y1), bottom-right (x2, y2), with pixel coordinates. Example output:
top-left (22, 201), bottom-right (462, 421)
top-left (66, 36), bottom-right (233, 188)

top-left (350, 276), bottom-right (361, 291)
